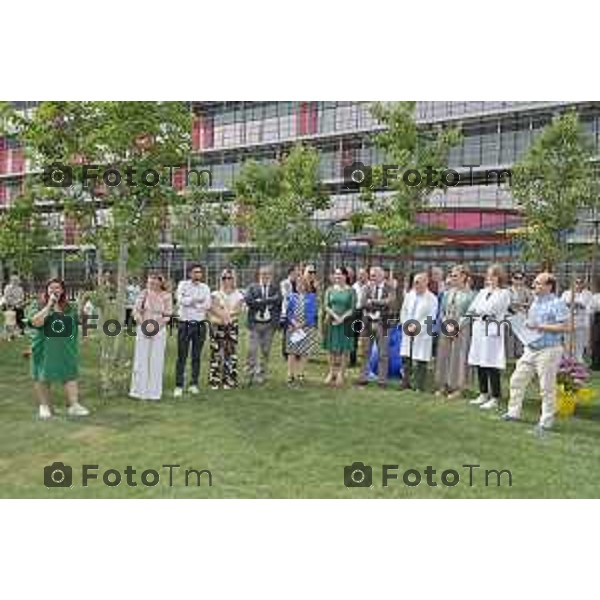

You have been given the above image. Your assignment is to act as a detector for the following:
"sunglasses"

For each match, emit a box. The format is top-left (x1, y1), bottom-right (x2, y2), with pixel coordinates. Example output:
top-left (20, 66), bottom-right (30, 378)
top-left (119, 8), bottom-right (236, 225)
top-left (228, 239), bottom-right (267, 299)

top-left (221, 276), bottom-right (233, 280)
top-left (307, 270), bottom-right (316, 275)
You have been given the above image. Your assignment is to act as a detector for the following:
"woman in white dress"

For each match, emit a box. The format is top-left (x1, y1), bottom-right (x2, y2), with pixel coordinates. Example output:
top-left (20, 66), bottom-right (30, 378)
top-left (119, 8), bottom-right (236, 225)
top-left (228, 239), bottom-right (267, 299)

top-left (467, 264), bottom-right (511, 410)
top-left (129, 273), bottom-right (173, 401)
top-left (400, 272), bottom-right (439, 392)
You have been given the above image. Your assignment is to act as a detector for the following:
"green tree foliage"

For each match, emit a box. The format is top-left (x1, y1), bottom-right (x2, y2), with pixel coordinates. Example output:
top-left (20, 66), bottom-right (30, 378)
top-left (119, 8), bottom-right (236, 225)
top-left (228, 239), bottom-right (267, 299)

top-left (235, 145), bottom-right (331, 264)
top-left (0, 101), bottom-right (226, 394)
top-left (359, 101), bottom-right (462, 254)
top-left (512, 109), bottom-right (599, 268)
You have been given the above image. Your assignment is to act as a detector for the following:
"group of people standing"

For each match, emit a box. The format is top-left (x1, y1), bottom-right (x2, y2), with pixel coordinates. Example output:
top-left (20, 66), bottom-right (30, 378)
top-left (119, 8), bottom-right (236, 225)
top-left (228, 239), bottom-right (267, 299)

top-left (1, 261), bottom-right (596, 433)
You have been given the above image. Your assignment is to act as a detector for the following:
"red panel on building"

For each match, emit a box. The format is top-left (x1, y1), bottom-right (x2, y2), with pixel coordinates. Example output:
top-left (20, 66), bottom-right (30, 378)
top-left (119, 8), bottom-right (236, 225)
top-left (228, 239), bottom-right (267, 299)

top-left (10, 147), bottom-right (25, 173)
top-left (192, 116), bottom-right (201, 150)
top-left (64, 216), bottom-right (78, 245)
top-left (200, 115), bottom-right (214, 149)
top-left (297, 102), bottom-right (318, 136)
top-left (0, 136), bottom-right (7, 174)
top-left (173, 166), bottom-right (186, 191)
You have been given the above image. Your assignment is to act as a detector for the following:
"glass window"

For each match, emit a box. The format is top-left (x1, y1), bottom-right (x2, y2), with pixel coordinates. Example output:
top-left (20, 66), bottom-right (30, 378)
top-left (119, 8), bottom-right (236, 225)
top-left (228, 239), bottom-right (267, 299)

top-left (462, 129), bottom-right (481, 166)
top-left (480, 123), bottom-right (499, 166)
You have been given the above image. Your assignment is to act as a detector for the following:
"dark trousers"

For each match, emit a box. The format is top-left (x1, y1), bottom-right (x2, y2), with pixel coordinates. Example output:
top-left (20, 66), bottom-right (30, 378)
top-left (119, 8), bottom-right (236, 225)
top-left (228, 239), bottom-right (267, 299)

top-left (591, 313), bottom-right (600, 371)
top-left (477, 366), bottom-right (501, 398)
top-left (281, 323), bottom-right (288, 359)
top-left (403, 359), bottom-right (427, 391)
top-left (14, 307), bottom-right (25, 334)
top-left (175, 320), bottom-right (207, 388)
top-left (349, 309), bottom-right (363, 367)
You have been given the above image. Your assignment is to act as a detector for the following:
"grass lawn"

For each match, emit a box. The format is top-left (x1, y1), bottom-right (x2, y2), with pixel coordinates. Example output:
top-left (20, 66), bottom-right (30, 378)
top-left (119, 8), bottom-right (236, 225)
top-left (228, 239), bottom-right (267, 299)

top-left (1, 331), bottom-right (600, 498)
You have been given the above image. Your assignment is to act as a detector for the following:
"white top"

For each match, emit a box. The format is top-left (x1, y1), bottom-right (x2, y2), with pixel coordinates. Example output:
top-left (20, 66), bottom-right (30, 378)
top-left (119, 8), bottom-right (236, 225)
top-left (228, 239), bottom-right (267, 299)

top-left (399, 289), bottom-right (438, 362)
top-left (467, 287), bottom-right (511, 369)
top-left (352, 281), bottom-right (368, 310)
top-left (176, 280), bottom-right (212, 322)
top-left (561, 290), bottom-right (594, 313)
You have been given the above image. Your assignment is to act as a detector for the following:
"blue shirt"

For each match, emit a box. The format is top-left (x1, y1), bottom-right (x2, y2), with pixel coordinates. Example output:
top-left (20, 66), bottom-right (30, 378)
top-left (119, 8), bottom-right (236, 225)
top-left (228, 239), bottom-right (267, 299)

top-left (527, 293), bottom-right (569, 350)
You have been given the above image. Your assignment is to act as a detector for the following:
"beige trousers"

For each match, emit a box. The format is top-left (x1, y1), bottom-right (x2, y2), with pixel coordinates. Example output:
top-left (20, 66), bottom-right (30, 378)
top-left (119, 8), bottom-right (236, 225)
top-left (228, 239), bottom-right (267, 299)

top-left (507, 345), bottom-right (563, 429)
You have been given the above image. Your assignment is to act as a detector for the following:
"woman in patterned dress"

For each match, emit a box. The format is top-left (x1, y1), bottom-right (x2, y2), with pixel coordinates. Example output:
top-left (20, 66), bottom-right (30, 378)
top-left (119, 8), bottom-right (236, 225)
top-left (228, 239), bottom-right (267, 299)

top-left (285, 276), bottom-right (319, 385)
top-left (208, 269), bottom-right (245, 390)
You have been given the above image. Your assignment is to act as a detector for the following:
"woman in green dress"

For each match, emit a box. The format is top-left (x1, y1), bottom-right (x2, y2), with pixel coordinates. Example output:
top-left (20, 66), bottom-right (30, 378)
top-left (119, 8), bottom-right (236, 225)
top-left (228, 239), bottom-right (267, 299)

top-left (323, 267), bottom-right (356, 386)
top-left (27, 279), bottom-right (90, 420)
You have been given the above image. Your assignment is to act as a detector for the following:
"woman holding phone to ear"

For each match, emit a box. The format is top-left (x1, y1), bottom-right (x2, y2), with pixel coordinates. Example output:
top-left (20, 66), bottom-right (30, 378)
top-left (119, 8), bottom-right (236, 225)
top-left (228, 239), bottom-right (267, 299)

top-left (27, 278), bottom-right (90, 420)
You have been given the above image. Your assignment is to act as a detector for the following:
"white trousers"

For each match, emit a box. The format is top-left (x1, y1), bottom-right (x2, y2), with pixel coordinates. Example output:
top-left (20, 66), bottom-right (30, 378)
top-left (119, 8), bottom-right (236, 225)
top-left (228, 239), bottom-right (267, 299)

top-left (507, 345), bottom-right (563, 429)
top-left (130, 328), bottom-right (167, 400)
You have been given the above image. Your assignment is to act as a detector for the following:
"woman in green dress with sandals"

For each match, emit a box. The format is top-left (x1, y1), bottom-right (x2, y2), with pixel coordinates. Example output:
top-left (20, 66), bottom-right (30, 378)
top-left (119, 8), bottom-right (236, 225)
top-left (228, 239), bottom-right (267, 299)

top-left (323, 267), bottom-right (356, 386)
top-left (27, 279), bottom-right (90, 420)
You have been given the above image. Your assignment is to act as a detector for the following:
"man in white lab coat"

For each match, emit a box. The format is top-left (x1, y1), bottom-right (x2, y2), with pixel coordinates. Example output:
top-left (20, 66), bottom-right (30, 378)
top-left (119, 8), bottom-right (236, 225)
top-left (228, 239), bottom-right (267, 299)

top-left (400, 272), bottom-right (438, 392)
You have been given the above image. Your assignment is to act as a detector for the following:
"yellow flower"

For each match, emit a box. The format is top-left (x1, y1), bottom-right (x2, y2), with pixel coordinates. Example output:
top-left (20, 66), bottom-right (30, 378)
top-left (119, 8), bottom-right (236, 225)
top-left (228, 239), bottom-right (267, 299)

top-left (557, 389), bottom-right (577, 417)
top-left (576, 388), bottom-right (595, 405)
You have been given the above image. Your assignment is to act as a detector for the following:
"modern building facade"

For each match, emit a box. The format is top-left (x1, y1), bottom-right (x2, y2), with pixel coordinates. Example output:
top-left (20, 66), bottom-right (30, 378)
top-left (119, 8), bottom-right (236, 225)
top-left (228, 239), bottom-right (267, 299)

top-left (1, 101), bottom-right (599, 287)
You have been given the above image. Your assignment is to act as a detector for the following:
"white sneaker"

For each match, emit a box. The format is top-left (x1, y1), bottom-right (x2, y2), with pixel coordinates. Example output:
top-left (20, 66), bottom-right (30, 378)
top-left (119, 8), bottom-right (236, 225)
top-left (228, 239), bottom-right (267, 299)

top-left (67, 403), bottom-right (90, 417)
top-left (469, 394), bottom-right (488, 406)
top-left (189, 385), bottom-right (200, 395)
top-left (173, 387), bottom-right (183, 398)
top-left (480, 397), bottom-right (499, 410)
top-left (39, 405), bottom-right (53, 420)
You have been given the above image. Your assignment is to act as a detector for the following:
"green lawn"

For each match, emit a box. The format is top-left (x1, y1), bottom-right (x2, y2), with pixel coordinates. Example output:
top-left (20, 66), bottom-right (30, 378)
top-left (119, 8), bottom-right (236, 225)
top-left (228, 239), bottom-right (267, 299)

top-left (1, 331), bottom-right (600, 498)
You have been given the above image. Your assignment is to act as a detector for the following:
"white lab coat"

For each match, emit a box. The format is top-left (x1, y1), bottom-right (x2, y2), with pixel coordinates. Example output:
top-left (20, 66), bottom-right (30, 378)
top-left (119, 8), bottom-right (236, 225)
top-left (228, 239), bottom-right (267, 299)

top-left (467, 287), bottom-right (511, 370)
top-left (400, 290), bottom-right (439, 362)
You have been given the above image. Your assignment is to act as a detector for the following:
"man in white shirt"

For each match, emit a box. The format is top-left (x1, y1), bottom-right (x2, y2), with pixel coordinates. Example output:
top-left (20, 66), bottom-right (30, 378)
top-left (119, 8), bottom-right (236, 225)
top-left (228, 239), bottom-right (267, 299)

top-left (561, 278), bottom-right (594, 363)
top-left (350, 268), bottom-right (368, 367)
top-left (174, 264), bottom-right (212, 398)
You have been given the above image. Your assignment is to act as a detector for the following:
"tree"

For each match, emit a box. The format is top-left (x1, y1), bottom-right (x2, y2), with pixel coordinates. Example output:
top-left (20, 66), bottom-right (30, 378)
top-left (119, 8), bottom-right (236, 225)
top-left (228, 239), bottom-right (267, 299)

top-left (234, 144), bottom-right (333, 266)
top-left (0, 101), bottom-right (225, 394)
top-left (512, 109), bottom-right (599, 270)
top-left (358, 102), bottom-right (462, 257)
top-left (0, 189), bottom-right (56, 279)
top-left (512, 109), bottom-right (600, 356)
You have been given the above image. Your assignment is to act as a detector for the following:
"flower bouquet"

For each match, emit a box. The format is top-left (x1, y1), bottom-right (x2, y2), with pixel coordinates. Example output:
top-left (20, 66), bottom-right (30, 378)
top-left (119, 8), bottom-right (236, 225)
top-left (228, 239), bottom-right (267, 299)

top-left (556, 355), bottom-right (594, 417)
